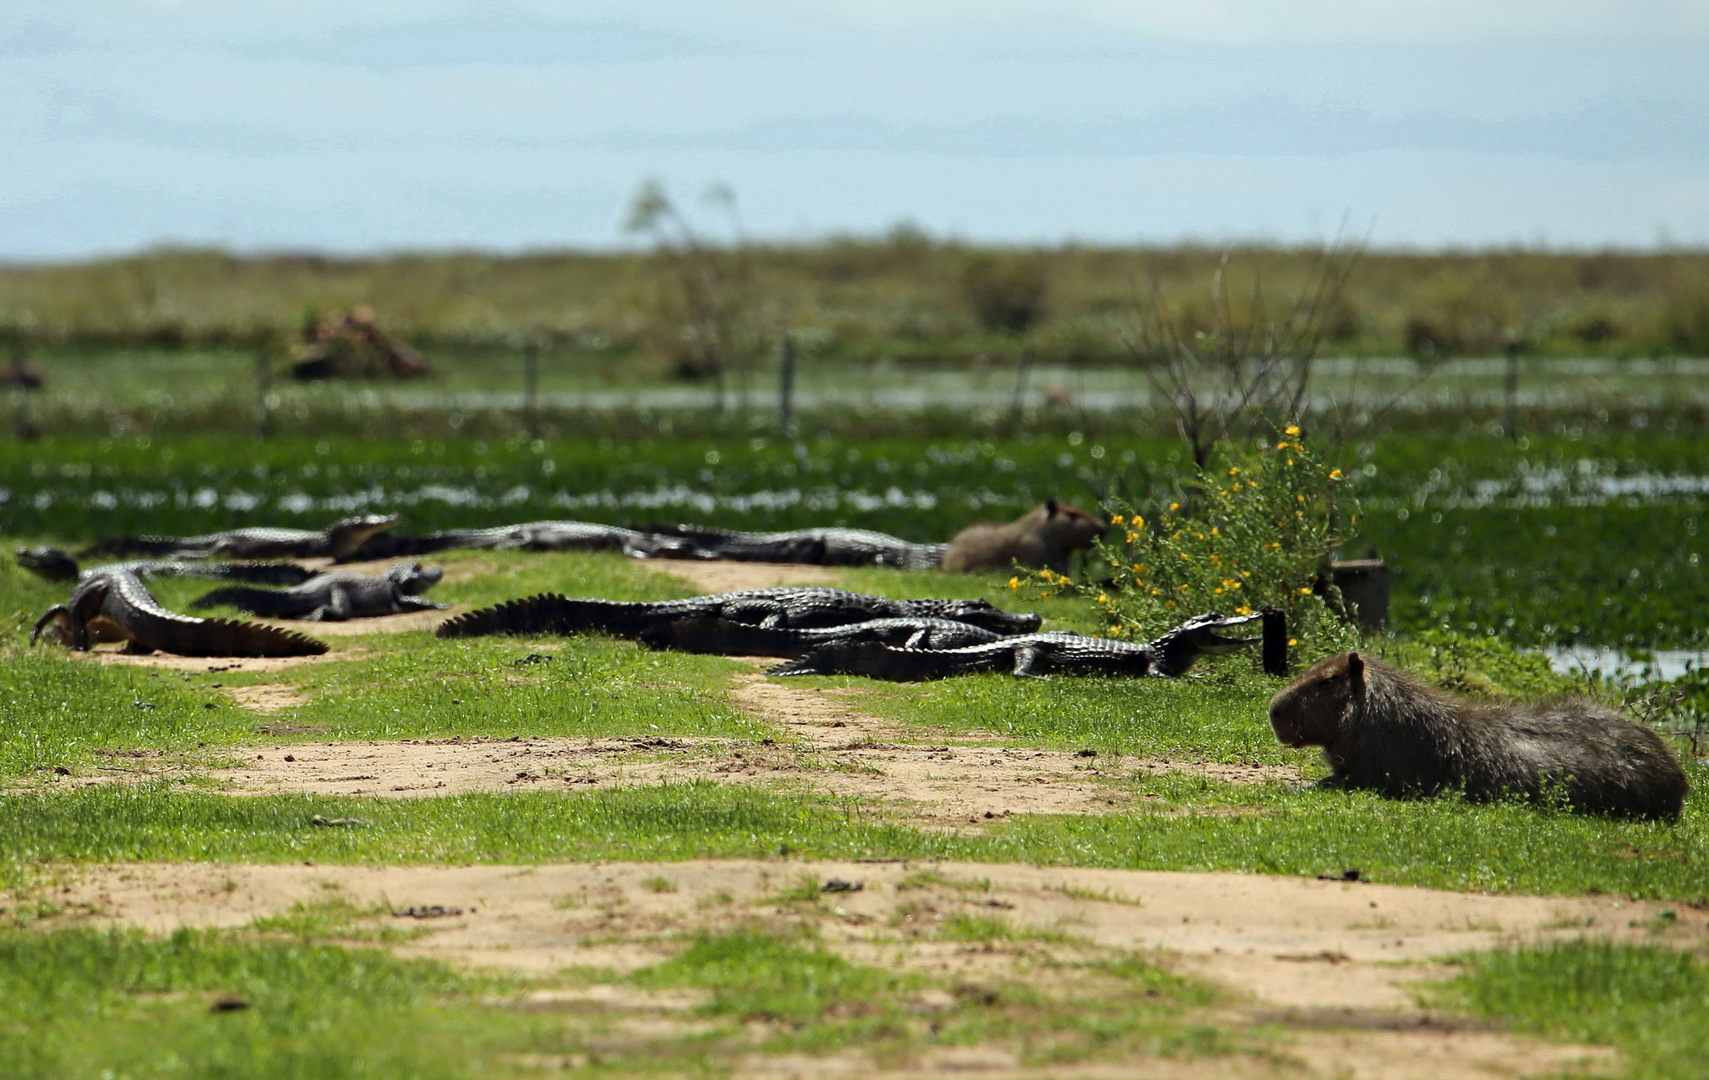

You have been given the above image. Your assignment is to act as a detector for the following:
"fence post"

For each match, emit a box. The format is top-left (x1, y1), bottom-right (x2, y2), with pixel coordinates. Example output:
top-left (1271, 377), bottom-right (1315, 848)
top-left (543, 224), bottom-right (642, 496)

top-left (523, 338), bottom-right (540, 441)
top-left (1004, 348), bottom-right (1034, 436)
top-left (12, 344), bottom-right (36, 441)
top-left (778, 335), bottom-right (796, 436)
top-left (1502, 338), bottom-right (1520, 441)
top-left (255, 337), bottom-right (273, 438)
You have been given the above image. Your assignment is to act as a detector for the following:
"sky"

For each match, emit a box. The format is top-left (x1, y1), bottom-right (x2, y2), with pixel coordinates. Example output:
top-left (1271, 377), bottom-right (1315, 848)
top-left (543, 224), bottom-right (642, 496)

top-left (2, 1), bottom-right (1707, 259)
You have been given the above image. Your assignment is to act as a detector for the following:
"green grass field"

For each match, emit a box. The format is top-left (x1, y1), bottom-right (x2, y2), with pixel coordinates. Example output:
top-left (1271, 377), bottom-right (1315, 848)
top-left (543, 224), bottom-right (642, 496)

top-left (4, 421), bottom-right (1708, 1077)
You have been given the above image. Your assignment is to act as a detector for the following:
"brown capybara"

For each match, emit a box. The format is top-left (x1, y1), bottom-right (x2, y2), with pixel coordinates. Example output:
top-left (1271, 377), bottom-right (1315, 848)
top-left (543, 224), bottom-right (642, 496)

top-left (1268, 651), bottom-right (1688, 820)
top-left (941, 499), bottom-right (1108, 574)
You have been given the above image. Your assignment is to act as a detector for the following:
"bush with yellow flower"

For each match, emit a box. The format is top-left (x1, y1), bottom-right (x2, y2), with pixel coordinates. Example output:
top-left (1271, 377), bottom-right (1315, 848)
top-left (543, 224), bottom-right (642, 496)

top-left (1015, 427), bottom-right (1357, 663)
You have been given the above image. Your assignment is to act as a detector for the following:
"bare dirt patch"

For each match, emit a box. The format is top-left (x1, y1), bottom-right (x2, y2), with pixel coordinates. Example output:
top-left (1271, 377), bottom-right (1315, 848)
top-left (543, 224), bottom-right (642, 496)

top-left (225, 684), bottom-right (309, 713)
top-left (39, 858), bottom-right (1660, 1079)
top-left (255, 604), bottom-right (463, 637)
top-left (645, 560), bottom-right (848, 593)
top-left (67, 645), bottom-right (361, 673)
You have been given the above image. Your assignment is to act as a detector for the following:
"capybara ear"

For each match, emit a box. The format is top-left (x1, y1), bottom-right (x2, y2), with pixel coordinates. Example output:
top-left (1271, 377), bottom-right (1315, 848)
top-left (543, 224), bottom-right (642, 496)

top-left (1346, 651), bottom-right (1366, 694)
top-left (1046, 498), bottom-right (1061, 516)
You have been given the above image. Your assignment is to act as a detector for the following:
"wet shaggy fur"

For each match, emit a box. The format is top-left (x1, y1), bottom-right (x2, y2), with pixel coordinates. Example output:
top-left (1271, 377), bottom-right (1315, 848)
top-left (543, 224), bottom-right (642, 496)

top-left (1269, 651), bottom-right (1688, 820)
top-left (941, 499), bottom-right (1108, 573)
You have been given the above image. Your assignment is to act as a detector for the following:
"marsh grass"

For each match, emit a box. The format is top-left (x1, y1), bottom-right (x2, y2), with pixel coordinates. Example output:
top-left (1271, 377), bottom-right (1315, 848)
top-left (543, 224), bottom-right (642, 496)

top-left (1432, 941), bottom-right (1709, 1080)
top-left (1, 779), bottom-right (1704, 901)
top-left (0, 926), bottom-right (522, 1080)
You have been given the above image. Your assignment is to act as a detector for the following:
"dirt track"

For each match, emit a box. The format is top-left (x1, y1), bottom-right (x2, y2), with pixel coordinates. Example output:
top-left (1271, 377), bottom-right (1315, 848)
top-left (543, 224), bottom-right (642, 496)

top-left (42, 857), bottom-right (1657, 1079)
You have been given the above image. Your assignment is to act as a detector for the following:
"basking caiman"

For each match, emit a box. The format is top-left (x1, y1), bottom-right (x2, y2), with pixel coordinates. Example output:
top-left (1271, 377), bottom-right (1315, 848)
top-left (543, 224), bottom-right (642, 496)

top-left (436, 587), bottom-right (1042, 640)
top-left (80, 513), bottom-right (399, 561)
top-left (16, 546), bottom-right (317, 587)
top-left (767, 610), bottom-right (1284, 680)
top-left (638, 616), bottom-right (1005, 656)
top-left (339, 521), bottom-right (705, 562)
top-left (189, 562), bottom-right (446, 622)
top-left (31, 568), bottom-right (329, 657)
top-left (647, 525), bottom-right (948, 570)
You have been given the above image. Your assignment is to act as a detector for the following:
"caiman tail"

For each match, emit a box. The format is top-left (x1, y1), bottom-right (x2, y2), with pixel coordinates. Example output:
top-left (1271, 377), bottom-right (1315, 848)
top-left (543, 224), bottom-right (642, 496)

top-left (149, 616), bottom-right (330, 657)
top-left (32, 569), bottom-right (329, 657)
top-left (435, 594), bottom-right (649, 639)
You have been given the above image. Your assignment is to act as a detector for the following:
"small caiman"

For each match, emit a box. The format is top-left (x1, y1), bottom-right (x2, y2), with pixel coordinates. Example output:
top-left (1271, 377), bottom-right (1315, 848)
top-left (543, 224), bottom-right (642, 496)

top-left (16, 546), bottom-right (317, 587)
top-left (637, 616), bottom-right (1004, 656)
top-left (32, 568), bottom-right (329, 657)
top-left (189, 562), bottom-right (446, 621)
top-left (436, 586), bottom-right (1042, 640)
top-left (339, 521), bottom-right (705, 562)
top-left (647, 524), bottom-right (947, 570)
top-left (80, 513), bottom-right (399, 561)
top-left (766, 610), bottom-right (1284, 680)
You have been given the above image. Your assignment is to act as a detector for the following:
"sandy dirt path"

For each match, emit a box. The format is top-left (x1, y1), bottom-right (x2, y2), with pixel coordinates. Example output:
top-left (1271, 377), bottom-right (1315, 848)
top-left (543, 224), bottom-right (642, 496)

top-left (38, 857), bottom-right (1662, 1078)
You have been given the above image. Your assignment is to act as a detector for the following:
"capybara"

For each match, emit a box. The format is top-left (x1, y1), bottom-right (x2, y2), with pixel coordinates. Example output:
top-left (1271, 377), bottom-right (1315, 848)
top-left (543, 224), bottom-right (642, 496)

top-left (1268, 651), bottom-right (1688, 820)
top-left (941, 499), bottom-right (1108, 574)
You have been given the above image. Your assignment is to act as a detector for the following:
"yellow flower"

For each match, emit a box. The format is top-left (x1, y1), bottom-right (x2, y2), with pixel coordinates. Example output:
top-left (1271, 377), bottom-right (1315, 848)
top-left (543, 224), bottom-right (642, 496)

top-left (1228, 467), bottom-right (1239, 475)
top-left (1210, 527), bottom-right (1219, 536)
top-left (1132, 563), bottom-right (1145, 573)
top-left (1041, 592), bottom-right (1053, 600)
top-left (1008, 576), bottom-right (1019, 590)
top-left (1039, 569), bottom-right (1053, 580)
top-left (1164, 599), bottom-right (1176, 609)
top-left (1169, 502), bottom-right (1179, 512)
top-left (1230, 581), bottom-right (1242, 589)
top-left (1297, 494), bottom-right (1306, 502)
top-left (1111, 514), bottom-right (1124, 525)
top-left (1288, 638), bottom-right (1298, 646)
top-left (1329, 469), bottom-right (1343, 480)
top-left (1236, 604), bottom-right (1252, 615)
top-left (1097, 594), bottom-right (1109, 604)
top-left (1126, 532), bottom-right (1138, 543)
top-left (1285, 425), bottom-right (1300, 436)
top-left (1276, 442), bottom-right (1289, 450)
top-left (1287, 459), bottom-right (1294, 466)
top-left (1177, 583), bottom-right (1190, 590)
top-left (1298, 586), bottom-right (1312, 595)
top-left (1213, 587), bottom-right (1223, 594)
top-left (1134, 515), bottom-right (1144, 529)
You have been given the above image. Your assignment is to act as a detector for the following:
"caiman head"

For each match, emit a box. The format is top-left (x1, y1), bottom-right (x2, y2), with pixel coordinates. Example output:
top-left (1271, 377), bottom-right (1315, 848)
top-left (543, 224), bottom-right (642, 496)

top-left (384, 561), bottom-right (444, 594)
top-left (16, 546), bottom-right (81, 582)
top-left (1150, 611), bottom-right (1263, 677)
top-left (325, 513), bottom-right (402, 558)
top-left (929, 599), bottom-right (1043, 634)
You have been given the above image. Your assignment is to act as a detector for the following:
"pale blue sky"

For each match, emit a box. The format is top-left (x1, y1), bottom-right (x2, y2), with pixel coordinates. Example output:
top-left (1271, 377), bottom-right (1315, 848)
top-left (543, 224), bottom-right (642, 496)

top-left (3, 1), bottom-right (1707, 258)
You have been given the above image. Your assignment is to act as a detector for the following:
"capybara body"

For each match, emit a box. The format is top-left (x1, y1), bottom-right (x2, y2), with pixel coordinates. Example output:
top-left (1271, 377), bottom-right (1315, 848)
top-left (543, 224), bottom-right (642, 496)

top-left (941, 499), bottom-right (1108, 574)
top-left (1268, 651), bottom-right (1688, 820)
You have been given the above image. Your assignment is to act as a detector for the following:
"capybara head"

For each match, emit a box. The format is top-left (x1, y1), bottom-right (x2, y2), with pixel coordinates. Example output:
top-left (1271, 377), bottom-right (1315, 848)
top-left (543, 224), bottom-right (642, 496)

top-left (1037, 498), bottom-right (1109, 549)
top-left (1267, 650), bottom-right (1367, 748)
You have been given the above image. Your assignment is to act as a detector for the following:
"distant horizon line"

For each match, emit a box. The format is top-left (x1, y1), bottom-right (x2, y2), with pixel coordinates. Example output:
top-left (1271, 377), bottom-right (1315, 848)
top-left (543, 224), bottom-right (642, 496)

top-left (6, 236), bottom-right (1708, 267)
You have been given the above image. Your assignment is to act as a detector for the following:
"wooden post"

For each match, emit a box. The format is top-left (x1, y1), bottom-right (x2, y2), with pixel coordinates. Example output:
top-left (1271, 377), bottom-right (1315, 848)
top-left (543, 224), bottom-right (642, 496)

top-left (523, 339), bottom-right (540, 441)
top-left (12, 344), bottom-right (37, 441)
top-left (1004, 348), bottom-right (1033, 436)
top-left (778, 335), bottom-right (796, 436)
top-left (255, 338), bottom-right (273, 438)
top-left (1503, 339), bottom-right (1520, 441)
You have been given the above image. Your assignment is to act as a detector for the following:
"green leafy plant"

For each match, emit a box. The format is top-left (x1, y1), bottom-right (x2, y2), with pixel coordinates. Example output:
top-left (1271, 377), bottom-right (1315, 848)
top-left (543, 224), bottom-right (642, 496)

top-left (1017, 429), bottom-right (1356, 658)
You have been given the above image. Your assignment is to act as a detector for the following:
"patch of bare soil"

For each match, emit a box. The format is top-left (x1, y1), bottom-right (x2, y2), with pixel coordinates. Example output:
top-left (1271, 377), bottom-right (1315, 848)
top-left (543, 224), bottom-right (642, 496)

top-left (645, 560), bottom-right (848, 593)
top-left (225, 684), bottom-right (309, 713)
top-left (66, 645), bottom-right (361, 673)
top-left (255, 604), bottom-right (463, 637)
top-left (40, 858), bottom-right (1655, 1079)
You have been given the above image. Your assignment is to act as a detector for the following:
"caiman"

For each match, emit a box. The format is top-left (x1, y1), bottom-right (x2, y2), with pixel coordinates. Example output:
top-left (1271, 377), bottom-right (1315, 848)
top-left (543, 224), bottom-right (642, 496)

top-left (189, 562), bottom-right (446, 622)
top-left (638, 615), bottom-right (1005, 656)
top-left (80, 513), bottom-right (399, 561)
top-left (339, 521), bottom-right (705, 562)
top-left (32, 568), bottom-right (329, 657)
top-left (646, 525), bottom-right (948, 570)
top-left (436, 586), bottom-right (1042, 640)
top-left (766, 610), bottom-right (1285, 680)
top-left (16, 546), bottom-right (317, 587)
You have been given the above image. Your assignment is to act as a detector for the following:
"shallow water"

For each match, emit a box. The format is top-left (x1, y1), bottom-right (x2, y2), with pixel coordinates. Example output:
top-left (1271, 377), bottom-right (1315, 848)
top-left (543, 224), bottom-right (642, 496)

top-left (1542, 647), bottom-right (1708, 682)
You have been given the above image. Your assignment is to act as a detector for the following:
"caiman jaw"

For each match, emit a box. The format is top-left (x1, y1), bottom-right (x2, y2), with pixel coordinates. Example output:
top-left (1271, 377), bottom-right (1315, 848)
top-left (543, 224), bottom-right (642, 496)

top-left (1191, 610), bottom-right (1264, 652)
